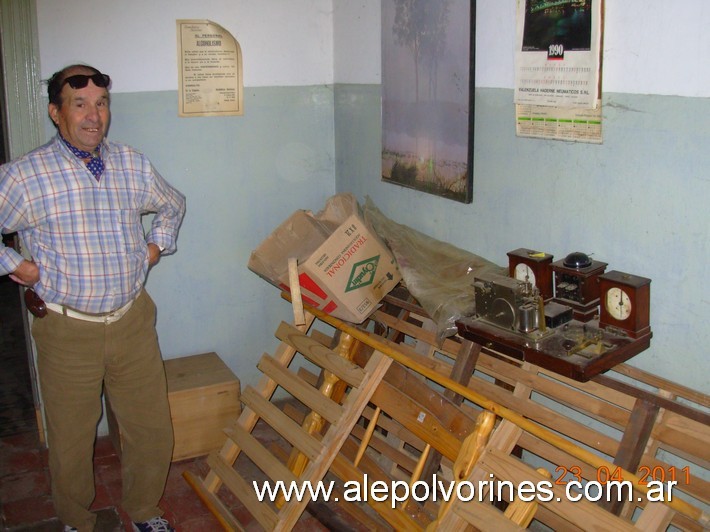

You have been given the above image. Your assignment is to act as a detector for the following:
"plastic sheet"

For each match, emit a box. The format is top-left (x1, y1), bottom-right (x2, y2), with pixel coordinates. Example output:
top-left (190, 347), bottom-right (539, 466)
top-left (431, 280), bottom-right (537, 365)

top-left (363, 197), bottom-right (506, 341)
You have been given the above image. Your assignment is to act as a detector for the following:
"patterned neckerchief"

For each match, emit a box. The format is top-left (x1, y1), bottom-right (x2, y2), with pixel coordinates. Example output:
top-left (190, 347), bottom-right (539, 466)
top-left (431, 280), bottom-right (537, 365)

top-left (60, 135), bottom-right (104, 180)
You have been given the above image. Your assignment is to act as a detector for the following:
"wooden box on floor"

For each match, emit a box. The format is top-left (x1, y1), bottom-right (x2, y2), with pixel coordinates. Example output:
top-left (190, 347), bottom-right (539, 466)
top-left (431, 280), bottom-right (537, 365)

top-left (106, 352), bottom-right (241, 462)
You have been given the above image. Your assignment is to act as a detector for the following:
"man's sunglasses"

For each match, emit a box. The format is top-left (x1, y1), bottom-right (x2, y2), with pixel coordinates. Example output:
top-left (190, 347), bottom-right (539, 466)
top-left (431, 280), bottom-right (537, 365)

top-left (63, 73), bottom-right (111, 91)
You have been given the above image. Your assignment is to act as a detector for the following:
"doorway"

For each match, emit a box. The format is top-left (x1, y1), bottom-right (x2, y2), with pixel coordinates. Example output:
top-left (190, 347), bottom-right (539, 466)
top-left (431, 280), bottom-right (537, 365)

top-left (0, 246), bottom-right (37, 437)
top-left (0, 0), bottom-right (44, 439)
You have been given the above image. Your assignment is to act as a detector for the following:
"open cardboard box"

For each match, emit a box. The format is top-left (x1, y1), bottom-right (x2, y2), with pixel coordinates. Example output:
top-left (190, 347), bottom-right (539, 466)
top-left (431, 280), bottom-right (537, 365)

top-left (248, 193), bottom-right (401, 323)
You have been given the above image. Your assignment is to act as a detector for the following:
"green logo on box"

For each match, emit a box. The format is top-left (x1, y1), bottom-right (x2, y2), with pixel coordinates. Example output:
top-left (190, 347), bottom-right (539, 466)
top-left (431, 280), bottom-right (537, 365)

top-left (345, 255), bottom-right (380, 292)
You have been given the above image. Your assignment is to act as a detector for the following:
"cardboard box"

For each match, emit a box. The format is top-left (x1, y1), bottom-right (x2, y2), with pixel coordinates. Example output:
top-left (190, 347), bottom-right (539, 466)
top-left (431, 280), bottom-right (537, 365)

top-left (107, 352), bottom-right (241, 462)
top-left (248, 193), bottom-right (401, 323)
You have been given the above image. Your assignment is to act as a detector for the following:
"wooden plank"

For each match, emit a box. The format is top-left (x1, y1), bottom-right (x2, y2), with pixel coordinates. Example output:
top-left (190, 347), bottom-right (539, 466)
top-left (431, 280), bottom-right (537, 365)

top-left (480, 449), bottom-right (634, 531)
top-left (351, 350), bottom-right (479, 440)
top-left (638, 452), bottom-right (710, 506)
top-left (421, 339), bottom-right (483, 481)
top-left (372, 308), bottom-right (462, 359)
top-left (481, 449), bottom-right (637, 532)
top-left (240, 386), bottom-right (322, 462)
top-left (602, 399), bottom-right (659, 514)
top-left (331, 436), bottom-right (432, 530)
top-left (274, 350), bottom-right (393, 530)
top-left (463, 371), bottom-right (621, 457)
top-left (287, 257), bottom-right (306, 326)
top-left (452, 500), bottom-right (525, 531)
top-left (477, 354), bottom-right (633, 428)
top-left (350, 420), bottom-right (418, 474)
top-left (611, 363), bottom-right (710, 409)
top-left (275, 321), bottom-right (365, 387)
top-left (183, 470), bottom-right (242, 530)
top-left (650, 410), bottom-right (710, 466)
top-left (224, 425), bottom-right (299, 485)
top-left (593, 373), bottom-right (710, 426)
top-left (257, 353), bottom-right (343, 424)
top-left (369, 379), bottom-right (462, 462)
top-left (202, 313), bottom-right (317, 493)
top-left (634, 501), bottom-right (675, 531)
top-left (206, 451), bottom-right (279, 530)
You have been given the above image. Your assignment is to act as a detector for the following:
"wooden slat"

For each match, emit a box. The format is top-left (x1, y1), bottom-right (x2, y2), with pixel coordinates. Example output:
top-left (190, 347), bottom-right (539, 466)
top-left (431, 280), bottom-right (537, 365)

top-left (206, 451), bottom-right (279, 530)
top-left (464, 371), bottom-right (621, 457)
top-left (452, 499), bottom-right (525, 531)
top-left (240, 386), bottom-right (322, 461)
top-left (638, 452), bottom-right (710, 505)
top-left (275, 321), bottom-right (366, 387)
top-left (481, 449), bottom-right (637, 532)
top-left (369, 379), bottom-right (462, 462)
top-left (477, 354), bottom-right (633, 428)
top-left (650, 410), bottom-right (710, 466)
top-left (202, 313), bottom-right (317, 493)
top-left (257, 353), bottom-right (343, 424)
top-left (331, 436), bottom-right (432, 530)
top-left (274, 350), bottom-right (393, 530)
top-left (594, 374), bottom-right (710, 426)
top-left (634, 501), bottom-right (675, 531)
top-left (224, 425), bottom-right (299, 485)
top-left (611, 363), bottom-right (710, 409)
top-left (350, 412), bottom-right (418, 474)
top-left (603, 399), bottom-right (660, 514)
top-left (183, 470), bottom-right (242, 530)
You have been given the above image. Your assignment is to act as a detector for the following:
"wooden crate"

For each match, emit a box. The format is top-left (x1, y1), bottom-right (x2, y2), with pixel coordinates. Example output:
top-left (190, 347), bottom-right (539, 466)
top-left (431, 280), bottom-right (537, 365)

top-left (107, 352), bottom-right (241, 461)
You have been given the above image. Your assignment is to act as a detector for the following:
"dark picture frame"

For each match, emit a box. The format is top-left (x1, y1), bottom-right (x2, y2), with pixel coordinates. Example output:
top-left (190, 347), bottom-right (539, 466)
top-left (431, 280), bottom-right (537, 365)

top-left (381, 0), bottom-right (475, 203)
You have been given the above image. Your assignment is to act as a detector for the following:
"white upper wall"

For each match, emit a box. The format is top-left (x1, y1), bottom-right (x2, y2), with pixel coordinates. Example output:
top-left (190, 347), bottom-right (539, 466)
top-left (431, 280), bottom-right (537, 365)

top-left (37, 0), bottom-right (334, 91)
top-left (334, 0), bottom-right (710, 98)
top-left (37, 1), bottom-right (710, 96)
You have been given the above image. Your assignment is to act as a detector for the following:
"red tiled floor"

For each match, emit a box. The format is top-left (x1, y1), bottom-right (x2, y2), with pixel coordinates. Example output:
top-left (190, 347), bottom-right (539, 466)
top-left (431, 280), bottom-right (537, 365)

top-left (0, 429), bottom-right (367, 530)
top-left (0, 430), bottom-right (225, 530)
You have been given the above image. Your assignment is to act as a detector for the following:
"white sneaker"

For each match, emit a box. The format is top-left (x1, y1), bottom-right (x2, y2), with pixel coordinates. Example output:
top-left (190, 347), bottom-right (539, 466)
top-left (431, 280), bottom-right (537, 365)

top-left (132, 516), bottom-right (175, 532)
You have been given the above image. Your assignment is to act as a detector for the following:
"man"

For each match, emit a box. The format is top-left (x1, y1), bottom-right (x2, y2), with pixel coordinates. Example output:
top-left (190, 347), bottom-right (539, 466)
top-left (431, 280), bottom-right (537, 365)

top-left (0, 64), bottom-right (186, 532)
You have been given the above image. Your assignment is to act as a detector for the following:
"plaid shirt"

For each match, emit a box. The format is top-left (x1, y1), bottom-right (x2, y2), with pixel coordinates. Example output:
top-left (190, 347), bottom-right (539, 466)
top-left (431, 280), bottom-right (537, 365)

top-left (0, 136), bottom-right (186, 313)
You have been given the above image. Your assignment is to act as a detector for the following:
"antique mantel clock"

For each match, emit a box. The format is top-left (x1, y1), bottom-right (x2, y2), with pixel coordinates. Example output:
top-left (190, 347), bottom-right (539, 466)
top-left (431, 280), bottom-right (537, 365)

top-left (507, 248), bottom-right (554, 300)
top-left (551, 252), bottom-right (607, 322)
top-left (598, 270), bottom-right (651, 339)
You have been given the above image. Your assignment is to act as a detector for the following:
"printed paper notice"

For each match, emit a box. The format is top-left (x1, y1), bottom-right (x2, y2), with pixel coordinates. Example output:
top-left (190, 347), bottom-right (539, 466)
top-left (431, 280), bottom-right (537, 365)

top-left (516, 101), bottom-right (602, 143)
top-left (514, 0), bottom-right (602, 109)
top-left (177, 20), bottom-right (243, 117)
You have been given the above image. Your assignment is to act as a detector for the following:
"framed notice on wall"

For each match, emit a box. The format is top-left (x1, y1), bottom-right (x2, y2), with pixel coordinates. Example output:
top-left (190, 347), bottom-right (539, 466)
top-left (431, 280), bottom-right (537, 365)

top-left (176, 20), bottom-right (244, 117)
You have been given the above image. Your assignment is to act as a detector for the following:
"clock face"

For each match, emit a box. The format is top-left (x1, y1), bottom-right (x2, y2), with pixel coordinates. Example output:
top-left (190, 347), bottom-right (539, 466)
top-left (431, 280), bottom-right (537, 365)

top-left (514, 263), bottom-right (536, 286)
top-left (605, 287), bottom-right (632, 321)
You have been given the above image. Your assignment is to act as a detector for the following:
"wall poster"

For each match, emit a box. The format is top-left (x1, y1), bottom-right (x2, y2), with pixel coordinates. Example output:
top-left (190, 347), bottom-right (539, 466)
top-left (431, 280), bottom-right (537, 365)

top-left (381, 0), bottom-right (475, 204)
top-left (176, 20), bottom-right (243, 117)
top-left (514, 0), bottom-right (604, 143)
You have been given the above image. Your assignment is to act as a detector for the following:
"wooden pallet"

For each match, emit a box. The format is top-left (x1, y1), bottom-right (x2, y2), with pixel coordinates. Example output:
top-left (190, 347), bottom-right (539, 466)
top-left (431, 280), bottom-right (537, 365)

top-left (313, 291), bottom-right (709, 531)
top-left (187, 289), bottom-right (709, 530)
top-left (184, 314), bottom-right (392, 530)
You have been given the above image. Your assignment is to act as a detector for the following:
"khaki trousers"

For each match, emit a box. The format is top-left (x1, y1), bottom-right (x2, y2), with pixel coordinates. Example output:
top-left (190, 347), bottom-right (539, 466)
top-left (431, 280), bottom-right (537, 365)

top-left (33, 290), bottom-right (174, 531)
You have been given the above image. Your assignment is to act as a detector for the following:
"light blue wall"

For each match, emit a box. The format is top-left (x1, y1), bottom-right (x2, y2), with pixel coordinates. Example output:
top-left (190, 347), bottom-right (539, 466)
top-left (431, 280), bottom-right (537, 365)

top-left (335, 84), bottom-right (710, 393)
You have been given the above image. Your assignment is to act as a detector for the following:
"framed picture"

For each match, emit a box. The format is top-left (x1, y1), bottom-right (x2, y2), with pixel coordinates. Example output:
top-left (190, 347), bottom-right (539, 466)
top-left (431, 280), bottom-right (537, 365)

top-left (381, 0), bottom-right (476, 203)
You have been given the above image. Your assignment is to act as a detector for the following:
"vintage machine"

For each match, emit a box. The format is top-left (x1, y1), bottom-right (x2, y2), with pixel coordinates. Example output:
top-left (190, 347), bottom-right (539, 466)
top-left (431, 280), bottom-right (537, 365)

top-left (551, 251), bottom-right (607, 322)
top-left (458, 250), bottom-right (653, 381)
top-left (473, 270), bottom-right (572, 338)
top-left (598, 270), bottom-right (651, 339)
top-left (507, 247), bottom-right (554, 300)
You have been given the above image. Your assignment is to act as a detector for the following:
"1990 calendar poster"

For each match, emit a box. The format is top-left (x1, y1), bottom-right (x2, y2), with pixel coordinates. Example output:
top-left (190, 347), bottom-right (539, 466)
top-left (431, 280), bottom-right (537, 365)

top-left (514, 0), bottom-right (602, 109)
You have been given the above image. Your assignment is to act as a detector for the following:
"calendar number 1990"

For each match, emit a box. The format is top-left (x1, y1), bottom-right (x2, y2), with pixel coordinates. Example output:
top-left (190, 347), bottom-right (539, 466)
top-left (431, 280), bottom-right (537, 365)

top-left (548, 43), bottom-right (564, 59)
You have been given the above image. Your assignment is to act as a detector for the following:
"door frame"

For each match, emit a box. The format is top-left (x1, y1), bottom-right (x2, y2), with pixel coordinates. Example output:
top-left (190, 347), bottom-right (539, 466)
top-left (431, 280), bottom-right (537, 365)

top-left (0, 0), bottom-right (46, 443)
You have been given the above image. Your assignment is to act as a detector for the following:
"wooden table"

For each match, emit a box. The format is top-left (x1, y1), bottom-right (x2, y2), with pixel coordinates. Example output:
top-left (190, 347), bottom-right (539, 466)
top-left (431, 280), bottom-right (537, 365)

top-left (455, 316), bottom-right (652, 382)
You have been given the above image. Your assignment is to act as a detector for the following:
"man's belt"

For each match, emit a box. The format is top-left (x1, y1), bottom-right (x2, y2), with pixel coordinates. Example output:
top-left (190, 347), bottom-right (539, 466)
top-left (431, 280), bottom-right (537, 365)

top-left (45, 300), bottom-right (134, 324)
